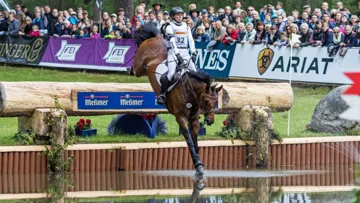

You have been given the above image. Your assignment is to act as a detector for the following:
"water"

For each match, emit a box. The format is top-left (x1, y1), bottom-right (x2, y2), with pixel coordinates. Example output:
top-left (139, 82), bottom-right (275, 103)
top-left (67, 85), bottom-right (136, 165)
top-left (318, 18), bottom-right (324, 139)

top-left (0, 165), bottom-right (358, 203)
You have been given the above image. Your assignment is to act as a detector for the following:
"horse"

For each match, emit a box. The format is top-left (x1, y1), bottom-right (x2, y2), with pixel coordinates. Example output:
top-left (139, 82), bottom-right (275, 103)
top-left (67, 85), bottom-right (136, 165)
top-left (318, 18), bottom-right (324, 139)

top-left (132, 24), bottom-right (223, 175)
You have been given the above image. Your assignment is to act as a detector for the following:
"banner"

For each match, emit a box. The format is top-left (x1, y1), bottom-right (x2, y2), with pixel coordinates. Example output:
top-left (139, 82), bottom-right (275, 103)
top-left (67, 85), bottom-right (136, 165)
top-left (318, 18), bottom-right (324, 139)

top-left (195, 41), bottom-right (235, 78)
top-left (229, 44), bottom-right (360, 84)
top-left (0, 35), bottom-right (49, 65)
top-left (40, 37), bottom-right (136, 71)
top-left (77, 92), bottom-right (165, 110)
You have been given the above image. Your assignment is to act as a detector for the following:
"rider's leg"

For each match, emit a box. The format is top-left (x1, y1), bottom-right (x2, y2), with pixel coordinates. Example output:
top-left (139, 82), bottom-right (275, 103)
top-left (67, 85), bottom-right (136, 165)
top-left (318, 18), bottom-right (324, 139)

top-left (157, 51), bottom-right (176, 105)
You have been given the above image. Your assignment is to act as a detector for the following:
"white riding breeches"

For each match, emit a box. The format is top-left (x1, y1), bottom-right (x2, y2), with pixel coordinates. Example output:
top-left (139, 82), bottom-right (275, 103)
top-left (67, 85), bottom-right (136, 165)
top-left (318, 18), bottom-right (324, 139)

top-left (166, 49), bottom-right (197, 81)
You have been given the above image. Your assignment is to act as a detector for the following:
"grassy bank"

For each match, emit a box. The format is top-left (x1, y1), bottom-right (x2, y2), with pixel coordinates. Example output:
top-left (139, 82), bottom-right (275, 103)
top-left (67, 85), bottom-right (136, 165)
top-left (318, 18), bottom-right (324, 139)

top-left (0, 66), bottom-right (337, 146)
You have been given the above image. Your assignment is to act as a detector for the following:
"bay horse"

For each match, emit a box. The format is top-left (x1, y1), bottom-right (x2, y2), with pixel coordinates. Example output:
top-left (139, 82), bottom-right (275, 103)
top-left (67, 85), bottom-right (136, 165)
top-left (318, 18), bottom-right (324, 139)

top-left (132, 24), bottom-right (222, 175)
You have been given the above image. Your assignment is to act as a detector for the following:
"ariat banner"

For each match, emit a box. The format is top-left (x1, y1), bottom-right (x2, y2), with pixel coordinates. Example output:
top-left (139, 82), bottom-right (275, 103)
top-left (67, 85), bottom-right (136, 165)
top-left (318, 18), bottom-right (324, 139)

top-left (0, 35), bottom-right (49, 65)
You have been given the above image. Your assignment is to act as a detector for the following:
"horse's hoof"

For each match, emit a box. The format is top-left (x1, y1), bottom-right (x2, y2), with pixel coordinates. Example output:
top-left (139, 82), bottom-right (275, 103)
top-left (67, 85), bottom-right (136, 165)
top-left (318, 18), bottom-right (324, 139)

top-left (195, 164), bottom-right (204, 175)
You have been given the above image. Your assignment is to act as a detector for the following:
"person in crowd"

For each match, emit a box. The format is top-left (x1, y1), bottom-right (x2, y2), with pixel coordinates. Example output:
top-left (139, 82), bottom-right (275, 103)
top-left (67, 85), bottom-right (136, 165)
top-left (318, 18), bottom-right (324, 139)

top-left (101, 18), bottom-right (115, 37)
top-left (195, 26), bottom-right (210, 42)
top-left (223, 24), bottom-right (238, 44)
top-left (147, 11), bottom-right (158, 27)
top-left (310, 21), bottom-right (323, 46)
top-left (63, 10), bottom-right (77, 25)
top-left (350, 15), bottom-right (360, 32)
top-left (32, 11), bottom-right (45, 31)
top-left (117, 8), bottom-right (128, 24)
top-left (6, 13), bottom-right (19, 35)
top-left (266, 24), bottom-right (280, 45)
top-left (29, 24), bottom-right (41, 36)
top-left (338, 25), bottom-right (356, 56)
top-left (322, 12), bottom-right (335, 29)
top-left (224, 6), bottom-right (233, 23)
top-left (156, 12), bottom-right (165, 29)
top-left (251, 21), bottom-right (266, 44)
top-left (236, 22), bottom-right (246, 43)
top-left (276, 2), bottom-right (286, 18)
top-left (278, 32), bottom-right (289, 47)
top-left (321, 2), bottom-right (330, 15)
top-left (241, 22), bottom-right (256, 44)
top-left (279, 16), bottom-right (294, 32)
top-left (53, 16), bottom-right (63, 37)
top-left (309, 15), bottom-right (319, 30)
top-left (190, 10), bottom-right (199, 26)
top-left (19, 16), bottom-right (32, 35)
top-left (206, 20), bottom-right (226, 50)
top-left (293, 23), bottom-right (312, 48)
top-left (21, 5), bottom-right (32, 19)
top-left (322, 23), bottom-right (333, 47)
top-left (152, 3), bottom-right (163, 15)
top-left (328, 26), bottom-right (343, 56)
top-left (90, 24), bottom-right (100, 39)
top-left (61, 19), bottom-right (73, 37)
top-left (207, 6), bottom-right (216, 21)
top-left (132, 6), bottom-right (144, 28)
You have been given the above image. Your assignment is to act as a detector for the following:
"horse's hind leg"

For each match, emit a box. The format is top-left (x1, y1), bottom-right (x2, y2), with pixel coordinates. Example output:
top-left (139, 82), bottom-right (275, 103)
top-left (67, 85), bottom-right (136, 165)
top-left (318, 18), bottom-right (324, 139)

top-left (176, 116), bottom-right (204, 174)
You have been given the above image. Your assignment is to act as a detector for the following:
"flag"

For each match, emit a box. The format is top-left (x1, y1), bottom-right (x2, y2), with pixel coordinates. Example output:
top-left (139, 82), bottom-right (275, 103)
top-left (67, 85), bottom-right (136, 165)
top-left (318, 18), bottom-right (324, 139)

top-left (343, 72), bottom-right (360, 95)
top-left (339, 95), bottom-right (360, 121)
top-left (289, 33), bottom-right (301, 46)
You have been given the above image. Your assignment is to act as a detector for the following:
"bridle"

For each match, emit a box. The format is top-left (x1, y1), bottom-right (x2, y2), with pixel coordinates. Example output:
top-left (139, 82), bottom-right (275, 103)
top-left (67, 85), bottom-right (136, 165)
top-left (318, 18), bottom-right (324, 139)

top-left (202, 93), bottom-right (217, 114)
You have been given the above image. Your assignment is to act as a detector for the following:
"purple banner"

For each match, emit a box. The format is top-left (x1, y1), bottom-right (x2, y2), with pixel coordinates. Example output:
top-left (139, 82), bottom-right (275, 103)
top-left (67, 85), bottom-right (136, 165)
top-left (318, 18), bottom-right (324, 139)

top-left (40, 37), bottom-right (137, 71)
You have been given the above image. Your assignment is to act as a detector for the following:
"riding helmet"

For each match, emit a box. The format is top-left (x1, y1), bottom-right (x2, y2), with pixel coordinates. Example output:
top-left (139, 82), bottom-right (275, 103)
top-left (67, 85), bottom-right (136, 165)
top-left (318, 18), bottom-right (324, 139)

top-left (170, 7), bottom-right (184, 17)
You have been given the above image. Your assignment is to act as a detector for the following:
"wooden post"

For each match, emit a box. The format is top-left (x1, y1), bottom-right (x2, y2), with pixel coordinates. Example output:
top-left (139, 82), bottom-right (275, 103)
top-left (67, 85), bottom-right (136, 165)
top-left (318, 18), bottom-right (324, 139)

top-left (231, 105), bottom-right (273, 168)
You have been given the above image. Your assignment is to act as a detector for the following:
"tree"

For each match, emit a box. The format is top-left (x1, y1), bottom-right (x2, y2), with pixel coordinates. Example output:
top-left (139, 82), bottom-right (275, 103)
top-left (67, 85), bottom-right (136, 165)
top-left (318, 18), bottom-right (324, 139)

top-left (115, 0), bottom-right (134, 19)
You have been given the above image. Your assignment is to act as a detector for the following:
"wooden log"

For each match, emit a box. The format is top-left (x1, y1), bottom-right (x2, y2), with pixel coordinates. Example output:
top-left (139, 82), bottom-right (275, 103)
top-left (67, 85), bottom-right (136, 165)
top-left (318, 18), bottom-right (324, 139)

top-left (0, 82), bottom-right (293, 117)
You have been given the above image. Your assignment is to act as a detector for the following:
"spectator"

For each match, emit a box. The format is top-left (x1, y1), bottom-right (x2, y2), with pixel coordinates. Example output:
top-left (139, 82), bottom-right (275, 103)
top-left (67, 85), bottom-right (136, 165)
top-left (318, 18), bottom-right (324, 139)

top-left (350, 15), bottom-right (359, 32)
top-left (21, 5), bottom-right (32, 19)
top-left (117, 8), bottom-right (128, 24)
top-left (206, 20), bottom-right (226, 50)
top-left (190, 10), bottom-right (199, 26)
top-left (276, 2), bottom-right (286, 18)
top-left (104, 30), bottom-right (116, 39)
top-left (241, 22), bottom-right (256, 44)
top-left (29, 24), bottom-right (41, 36)
top-left (114, 30), bottom-right (122, 40)
top-left (322, 12), bottom-right (335, 29)
top-left (101, 19), bottom-right (116, 37)
top-left (82, 10), bottom-right (89, 22)
top-left (19, 16), bottom-right (32, 35)
top-left (152, 3), bottom-right (163, 15)
top-left (224, 6), bottom-right (233, 23)
top-left (48, 9), bottom-right (58, 36)
top-left (53, 16), bottom-right (63, 37)
top-left (147, 11), bottom-right (158, 27)
top-left (156, 12), bottom-right (165, 29)
top-left (293, 23), bottom-right (312, 48)
top-left (251, 21), bottom-right (266, 44)
top-left (63, 10), bottom-right (76, 25)
top-left (278, 32), bottom-right (288, 47)
top-left (236, 22), bottom-right (246, 42)
top-left (279, 16), bottom-right (294, 32)
top-left (32, 11), bottom-right (45, 31)
top-left (266, 25), bottom-right (280, 45)
top-left (322, 22), bottom-right (333, 46)
top-left (132, 6), bottom-right (144, 28)
top-left (310, 21), bottom-right (323, 46)
top-left (7, 13), bottom-right (19, 35)
top-left (321, 2), bottom-right (330, 15)
top-left (207, 6), bottom-right (216, 21)
top-left (90, 24), bottom-right (100, 39)
top-left (309, 15), bottom-right (318, 30)
top-left (313, 8), bottom-right (322, 19)
top-left (328, 26), bottom-right (344, 56)
top-left (195, 26), bottom-right (210, 42)
top-left (223, 24), bottom-right (238, 44)
top-left (244, 6), bottom-right (255, 25)
top-left (341, 25), bottom-right (357, 47)
top-left (203, 19), bottom-right (214, 39)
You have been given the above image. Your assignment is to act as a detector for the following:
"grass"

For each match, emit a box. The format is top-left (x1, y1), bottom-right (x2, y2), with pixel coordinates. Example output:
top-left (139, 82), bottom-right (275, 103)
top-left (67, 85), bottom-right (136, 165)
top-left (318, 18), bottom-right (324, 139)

top-left (0, 66), bottom-right (343, 146)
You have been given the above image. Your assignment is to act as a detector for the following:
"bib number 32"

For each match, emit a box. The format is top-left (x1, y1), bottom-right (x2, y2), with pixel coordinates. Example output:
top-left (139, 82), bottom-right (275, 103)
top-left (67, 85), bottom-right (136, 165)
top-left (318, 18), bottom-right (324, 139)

top-left (175, 37), bottom-right (185, 44)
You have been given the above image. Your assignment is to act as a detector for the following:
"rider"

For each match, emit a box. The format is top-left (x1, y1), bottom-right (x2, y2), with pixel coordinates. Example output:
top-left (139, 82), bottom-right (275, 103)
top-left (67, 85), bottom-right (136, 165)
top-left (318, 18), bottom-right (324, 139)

top-left (156, 6), bottom-right (198, 106)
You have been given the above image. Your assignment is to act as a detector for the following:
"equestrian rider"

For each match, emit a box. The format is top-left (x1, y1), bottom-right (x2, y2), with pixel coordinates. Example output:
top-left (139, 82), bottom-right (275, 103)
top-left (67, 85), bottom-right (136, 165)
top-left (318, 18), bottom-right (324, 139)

top-left (156, 6), bottom-right (198, 106)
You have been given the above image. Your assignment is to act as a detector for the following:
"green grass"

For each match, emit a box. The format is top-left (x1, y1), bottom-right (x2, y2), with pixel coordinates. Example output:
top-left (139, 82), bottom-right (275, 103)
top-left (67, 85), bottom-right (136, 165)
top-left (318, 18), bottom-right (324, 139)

top-left (0, 66), bottom-right (342, 146)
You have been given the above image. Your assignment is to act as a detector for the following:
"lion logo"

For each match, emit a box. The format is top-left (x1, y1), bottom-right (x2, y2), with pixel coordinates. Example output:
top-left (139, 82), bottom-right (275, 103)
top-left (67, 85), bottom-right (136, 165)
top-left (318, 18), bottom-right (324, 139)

top-left (257, 48), bottom-right (274, 75)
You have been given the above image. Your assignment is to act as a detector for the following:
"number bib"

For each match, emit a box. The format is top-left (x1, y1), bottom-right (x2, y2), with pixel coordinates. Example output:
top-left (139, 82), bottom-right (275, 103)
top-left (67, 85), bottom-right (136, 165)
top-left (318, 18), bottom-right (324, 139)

top-left (170, 22), bottom-right (188, 49)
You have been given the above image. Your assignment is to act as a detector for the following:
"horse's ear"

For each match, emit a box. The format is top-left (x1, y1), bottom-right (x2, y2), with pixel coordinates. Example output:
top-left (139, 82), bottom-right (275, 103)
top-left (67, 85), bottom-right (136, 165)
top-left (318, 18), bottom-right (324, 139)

top-left (210, 84), bottom-right (217, 92)
top-left (215, 85), bottom-right (223, 93)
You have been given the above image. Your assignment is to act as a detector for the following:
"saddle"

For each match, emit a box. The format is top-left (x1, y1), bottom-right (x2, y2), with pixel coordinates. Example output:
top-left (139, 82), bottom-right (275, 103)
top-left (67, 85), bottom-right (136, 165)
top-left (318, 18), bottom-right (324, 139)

top-left (160, 63), bottom-right (189, 92)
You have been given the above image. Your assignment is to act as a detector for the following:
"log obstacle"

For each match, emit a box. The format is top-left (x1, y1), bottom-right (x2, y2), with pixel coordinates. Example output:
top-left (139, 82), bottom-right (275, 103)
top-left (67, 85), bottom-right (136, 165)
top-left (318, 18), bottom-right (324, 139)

top-left (0, 81), bottom-right (293, 169)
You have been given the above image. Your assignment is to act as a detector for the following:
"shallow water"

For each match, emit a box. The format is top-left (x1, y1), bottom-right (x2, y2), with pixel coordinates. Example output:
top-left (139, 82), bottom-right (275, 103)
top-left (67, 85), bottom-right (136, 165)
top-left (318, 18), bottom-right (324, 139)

top-left (0, 165), bottom-right (358, 203)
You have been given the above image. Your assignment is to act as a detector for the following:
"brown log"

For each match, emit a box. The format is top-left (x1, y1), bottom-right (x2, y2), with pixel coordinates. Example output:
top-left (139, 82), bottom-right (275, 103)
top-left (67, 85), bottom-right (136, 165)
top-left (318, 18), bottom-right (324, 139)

top-left (0, 82), bottom-right (293, 117)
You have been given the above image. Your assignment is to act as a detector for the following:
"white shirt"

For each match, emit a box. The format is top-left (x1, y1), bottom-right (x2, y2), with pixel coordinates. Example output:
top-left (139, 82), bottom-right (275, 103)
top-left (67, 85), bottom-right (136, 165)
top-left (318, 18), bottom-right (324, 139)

top-left (165, 21), bottom-right (196, 54)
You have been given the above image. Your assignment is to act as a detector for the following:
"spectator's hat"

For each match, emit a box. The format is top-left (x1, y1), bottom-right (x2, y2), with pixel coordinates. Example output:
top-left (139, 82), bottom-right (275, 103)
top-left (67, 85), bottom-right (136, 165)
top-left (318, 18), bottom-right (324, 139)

top-left (9, 9), bottom-right (15, 14)
top-left (303, 5), bottom-right (310, 9)
top-left (200, 8), bottom-right (207, 14)
top-left (152, 3), bottom-right (163, 8)
top-left (111, 13), bottom-right (117, 18)
top-left (163, 11), bottom-right (169, 15)
top-left (118, 8), bottom-right (125, 12)
top-left (64, 19), bottom-right (70, 24)
top-left (271, 14), bottom-right (277, 19)
top-left (71, 11), bottom-right (77, 15)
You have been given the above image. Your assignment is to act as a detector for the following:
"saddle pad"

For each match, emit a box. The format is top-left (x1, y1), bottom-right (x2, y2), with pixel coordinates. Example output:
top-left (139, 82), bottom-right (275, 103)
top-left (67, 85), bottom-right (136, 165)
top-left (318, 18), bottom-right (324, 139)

top-left (155, 60), bottom-right (188, 92)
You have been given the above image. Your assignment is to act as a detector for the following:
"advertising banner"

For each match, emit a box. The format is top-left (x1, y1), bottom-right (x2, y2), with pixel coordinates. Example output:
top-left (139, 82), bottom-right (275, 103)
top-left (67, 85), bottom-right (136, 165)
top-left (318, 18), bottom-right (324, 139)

top-left (40, 37), bottom-right (136, 71)
top-left (0, 35), bottom-right (48, 65)
top-left (77, 92), bottom-right (166, 110)
top-left (195, 42), bottom-right (236, 78)
top-left (229, 44), bottom-right (360, 84)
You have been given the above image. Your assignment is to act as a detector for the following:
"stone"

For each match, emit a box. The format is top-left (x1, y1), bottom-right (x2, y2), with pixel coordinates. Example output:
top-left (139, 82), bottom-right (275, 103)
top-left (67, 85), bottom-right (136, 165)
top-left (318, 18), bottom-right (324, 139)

top-left (310, 85), bottom-right (359, 133)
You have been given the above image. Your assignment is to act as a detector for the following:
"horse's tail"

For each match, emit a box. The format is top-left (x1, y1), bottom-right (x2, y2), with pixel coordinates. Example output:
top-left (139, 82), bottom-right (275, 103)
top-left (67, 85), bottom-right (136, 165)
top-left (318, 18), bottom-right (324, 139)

top-left (134, 24), bottom-right (161, 47)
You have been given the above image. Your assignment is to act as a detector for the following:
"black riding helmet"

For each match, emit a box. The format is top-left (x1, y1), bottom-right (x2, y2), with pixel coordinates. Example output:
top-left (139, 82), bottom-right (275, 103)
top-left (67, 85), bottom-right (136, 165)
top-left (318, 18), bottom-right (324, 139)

top-left (170, 7), bottom-right (184, 25)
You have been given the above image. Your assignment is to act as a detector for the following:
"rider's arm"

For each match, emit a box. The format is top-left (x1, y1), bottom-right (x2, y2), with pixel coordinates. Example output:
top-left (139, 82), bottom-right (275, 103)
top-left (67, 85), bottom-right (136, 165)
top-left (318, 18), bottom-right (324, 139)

top-left (165, 24), bottom-right (179, 54)
top-left (187, 25), bottom-right (196, 54)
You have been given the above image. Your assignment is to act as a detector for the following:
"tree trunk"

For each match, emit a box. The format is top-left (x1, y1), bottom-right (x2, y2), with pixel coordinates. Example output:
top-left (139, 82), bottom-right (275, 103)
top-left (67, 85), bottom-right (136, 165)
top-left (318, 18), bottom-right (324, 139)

top-left (115, 0), bottom-right (134, 19)
top-left (93, 0), bottom-right (101, 23)
top-left (59, 0), bottom-right (64, 10)
top-left (49, 0), bottom-right (55, 8)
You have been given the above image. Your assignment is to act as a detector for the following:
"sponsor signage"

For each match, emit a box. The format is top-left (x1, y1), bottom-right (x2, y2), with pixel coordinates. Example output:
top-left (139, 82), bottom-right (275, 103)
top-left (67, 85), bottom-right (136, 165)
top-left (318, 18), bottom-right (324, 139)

top-left (194, 42), bottom-right (235, 79)
top-left (40, 37), bottom-right (136, 71)
top-left (77, 92), bottom-right (166, 110)
top-left (0, 35), bottom-right (49, 65)
top-left (229, 45), bottom-right (359, 84)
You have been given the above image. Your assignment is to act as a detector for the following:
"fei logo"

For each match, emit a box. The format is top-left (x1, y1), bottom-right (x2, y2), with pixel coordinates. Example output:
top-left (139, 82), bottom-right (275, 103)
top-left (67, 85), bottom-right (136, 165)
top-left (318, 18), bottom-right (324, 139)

top-left (103, 42), bottom-right (130, 64)
top-left (55, 40), bottom-right (81, 61)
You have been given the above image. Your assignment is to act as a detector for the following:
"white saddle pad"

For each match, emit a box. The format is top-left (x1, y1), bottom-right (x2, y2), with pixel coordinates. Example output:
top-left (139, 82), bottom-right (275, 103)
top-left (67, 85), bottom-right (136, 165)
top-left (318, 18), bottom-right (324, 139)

top-left (155, 60), bottom-right (188, 92)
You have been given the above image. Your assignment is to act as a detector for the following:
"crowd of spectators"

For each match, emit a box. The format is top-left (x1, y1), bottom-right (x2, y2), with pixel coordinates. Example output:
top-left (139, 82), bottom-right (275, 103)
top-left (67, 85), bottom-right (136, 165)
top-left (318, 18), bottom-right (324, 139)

top-left (0, 1), bottom-right (359, 55)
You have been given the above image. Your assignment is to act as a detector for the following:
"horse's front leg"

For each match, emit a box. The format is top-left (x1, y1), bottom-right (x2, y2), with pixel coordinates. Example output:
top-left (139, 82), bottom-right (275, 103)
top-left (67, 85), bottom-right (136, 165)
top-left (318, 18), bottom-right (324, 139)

top-left (176, 116), bottom-right (204, 175)
top-left (189, 113), bottom-right (200, 156)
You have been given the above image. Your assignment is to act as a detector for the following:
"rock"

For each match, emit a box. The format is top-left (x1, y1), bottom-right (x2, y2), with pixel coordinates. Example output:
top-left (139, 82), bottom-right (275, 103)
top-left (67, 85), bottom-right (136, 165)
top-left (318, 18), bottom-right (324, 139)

top-left (310, 85), bottom-right (359, 133)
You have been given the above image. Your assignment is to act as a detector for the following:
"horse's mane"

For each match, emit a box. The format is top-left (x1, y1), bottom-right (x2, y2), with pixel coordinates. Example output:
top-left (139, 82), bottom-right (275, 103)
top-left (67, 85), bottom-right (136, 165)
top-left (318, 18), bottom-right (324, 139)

top-left (134, 24), bottom-right (161, 47)
top-left (188, 70), bottom-right (212, 86)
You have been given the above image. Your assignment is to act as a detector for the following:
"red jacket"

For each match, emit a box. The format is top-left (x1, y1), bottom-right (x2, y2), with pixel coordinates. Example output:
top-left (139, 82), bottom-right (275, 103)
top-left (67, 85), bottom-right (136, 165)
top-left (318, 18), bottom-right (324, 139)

top-left (29, 30), bottom-right (40, 37)
top-left (223, 29), bottom-right (238, 44)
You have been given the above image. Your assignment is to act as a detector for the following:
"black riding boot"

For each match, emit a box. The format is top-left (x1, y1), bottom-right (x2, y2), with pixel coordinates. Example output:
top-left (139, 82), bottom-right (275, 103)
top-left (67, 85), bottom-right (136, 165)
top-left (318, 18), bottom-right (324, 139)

top-left (157, 77), bottom-right (170, 106)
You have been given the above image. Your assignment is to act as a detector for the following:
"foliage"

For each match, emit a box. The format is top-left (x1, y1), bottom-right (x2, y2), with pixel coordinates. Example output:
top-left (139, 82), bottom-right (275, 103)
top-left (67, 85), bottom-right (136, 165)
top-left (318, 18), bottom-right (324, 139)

top-left (353, 168), bottom-right (360, 203)
top-left (13, 129), bottom-right (35, 145)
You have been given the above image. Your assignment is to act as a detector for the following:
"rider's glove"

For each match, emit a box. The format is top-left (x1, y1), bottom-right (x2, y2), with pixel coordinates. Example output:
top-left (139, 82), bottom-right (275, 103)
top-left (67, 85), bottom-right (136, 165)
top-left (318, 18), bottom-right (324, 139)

top-left (176, 53), bottom-right (184, 65)
top-left (191, 52), bottom-right (197, 63)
